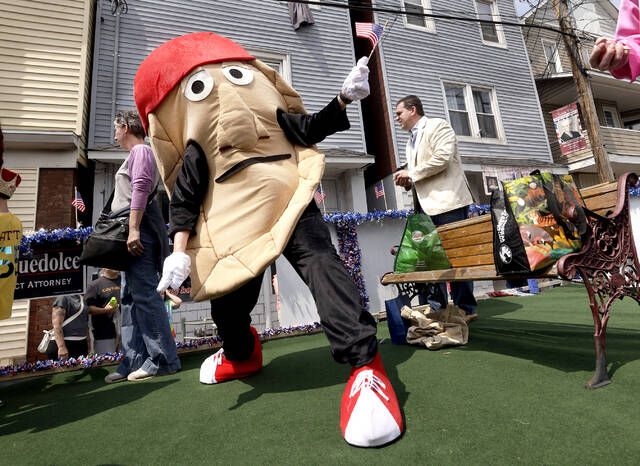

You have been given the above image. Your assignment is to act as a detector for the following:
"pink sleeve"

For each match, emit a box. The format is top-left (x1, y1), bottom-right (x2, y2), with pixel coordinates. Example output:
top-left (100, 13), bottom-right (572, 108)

top-left (128, 145), bottom-right (156, 210)
top-left (612, 0), bottom-right (640, 81)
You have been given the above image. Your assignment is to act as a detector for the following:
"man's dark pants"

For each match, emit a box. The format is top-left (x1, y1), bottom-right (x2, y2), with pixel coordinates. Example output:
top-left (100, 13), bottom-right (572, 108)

top-left (209, 202), bottom-right (378, 366)
top-left (425, 206), bottom-right (477, 315)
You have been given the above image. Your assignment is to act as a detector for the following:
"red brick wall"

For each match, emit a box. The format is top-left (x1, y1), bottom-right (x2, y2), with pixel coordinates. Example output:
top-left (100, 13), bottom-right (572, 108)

top-left (25, 168), bottom-right (77, 361)
top-left (27, 298), bottom-right (54, 362)
top-left (35, 168), bottom-right (76, 229)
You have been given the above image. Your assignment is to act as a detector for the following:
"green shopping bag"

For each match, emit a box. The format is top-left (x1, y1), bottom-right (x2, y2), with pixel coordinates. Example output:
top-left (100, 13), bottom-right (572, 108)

top-left (394, 213), bottom-right (451, 273)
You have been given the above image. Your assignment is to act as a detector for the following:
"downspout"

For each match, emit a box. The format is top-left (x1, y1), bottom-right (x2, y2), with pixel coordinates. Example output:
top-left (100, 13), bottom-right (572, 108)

top-left (109, 12), bottom-right (121, 142)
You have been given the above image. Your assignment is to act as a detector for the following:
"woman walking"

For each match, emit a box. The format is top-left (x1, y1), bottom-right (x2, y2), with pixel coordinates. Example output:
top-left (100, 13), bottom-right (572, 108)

top-left (104, 111), bottom-right (180, 383)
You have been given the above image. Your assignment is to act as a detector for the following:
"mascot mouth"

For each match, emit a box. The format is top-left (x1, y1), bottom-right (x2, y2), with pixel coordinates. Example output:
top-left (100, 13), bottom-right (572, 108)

top-left (215, 154), bottom-right (291, 183)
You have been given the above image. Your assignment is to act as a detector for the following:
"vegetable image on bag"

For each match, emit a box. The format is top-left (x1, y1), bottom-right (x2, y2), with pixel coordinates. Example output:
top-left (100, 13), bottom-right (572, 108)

top-left (394, 213), bottom-right (451, 273)
top-left (501, 172), bottom-right (583, 272)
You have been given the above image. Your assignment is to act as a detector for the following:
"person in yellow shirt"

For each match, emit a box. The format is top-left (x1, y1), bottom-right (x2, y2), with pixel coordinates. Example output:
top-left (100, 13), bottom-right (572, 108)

top-left (0, 125), bottom-right (22, 319)
top-left (0, 123), bottom-right (23, 407)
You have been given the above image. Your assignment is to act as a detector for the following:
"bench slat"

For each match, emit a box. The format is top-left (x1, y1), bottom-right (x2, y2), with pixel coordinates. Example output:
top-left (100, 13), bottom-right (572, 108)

top-left (441, 231), bottom-right (493, 249)
top-left (381, 264), bottom-right (558, 284)
top-left (448, 253), bottom-right (494, 267)
top-left (445, 242), bottom-right (493, 259)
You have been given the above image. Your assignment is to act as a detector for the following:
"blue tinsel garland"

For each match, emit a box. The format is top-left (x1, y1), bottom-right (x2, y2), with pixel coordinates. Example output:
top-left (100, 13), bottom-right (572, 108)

top-left (20, 227), bottom-right (92, 256)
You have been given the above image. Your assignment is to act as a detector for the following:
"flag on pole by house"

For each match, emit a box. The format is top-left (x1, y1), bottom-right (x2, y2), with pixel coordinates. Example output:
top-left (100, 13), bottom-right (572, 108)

top-left (355, 22), bottom-right (384, 48)
top-left (71, 189), bottom-right (86, 212)
top-left (313, 184), bottom-right (326, 204)
top-left (374, 180), bottom-right (385, 199)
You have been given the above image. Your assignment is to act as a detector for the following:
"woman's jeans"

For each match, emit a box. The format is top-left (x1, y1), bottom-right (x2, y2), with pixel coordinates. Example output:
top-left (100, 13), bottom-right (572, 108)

top-left (117, 211), bottom-right (180, 376)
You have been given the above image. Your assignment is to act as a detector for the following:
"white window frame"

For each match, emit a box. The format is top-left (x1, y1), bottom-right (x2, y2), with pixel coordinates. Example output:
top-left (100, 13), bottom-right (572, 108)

top-left (474, 0), bottom-right (506, 48)
top-left (308, 2), bottom-right (321, 10)
top-left (402, 0), bottom-right (436, 34)
top-left (541, 39), bottom-right (562, 74)
top-left (602, 105), bottom-right (622, 128)
top-left (248, 49), bottom-right (292, 84)
top-left (442, 81), bottom-right (506, 143)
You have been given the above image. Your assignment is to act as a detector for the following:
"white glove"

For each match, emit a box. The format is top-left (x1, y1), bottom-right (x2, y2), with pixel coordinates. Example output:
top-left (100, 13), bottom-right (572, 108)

top-left (157, 252), bottom-right (191, 292)
top-left (341, 56), bottom-right (370, 102)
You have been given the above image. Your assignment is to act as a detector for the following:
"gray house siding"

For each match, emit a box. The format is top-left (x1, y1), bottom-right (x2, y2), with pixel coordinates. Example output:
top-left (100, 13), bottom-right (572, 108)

top-left (376, 0), bottom-right (551, 167)
top-left (89, 0), bottom-right (365, 153)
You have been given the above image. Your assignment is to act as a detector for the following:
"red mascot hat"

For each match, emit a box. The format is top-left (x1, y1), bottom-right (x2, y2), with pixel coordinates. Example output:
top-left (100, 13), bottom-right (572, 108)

top-left (134, 32), bottom-right (255, 133)
top-left (0, 168), bottom-right (21, 199)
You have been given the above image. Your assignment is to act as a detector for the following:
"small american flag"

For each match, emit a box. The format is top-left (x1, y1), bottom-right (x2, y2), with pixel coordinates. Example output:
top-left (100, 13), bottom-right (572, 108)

top-left (374, 180), bottom-right (385, 199)
top-left (355, 22), bottom-right (384, 48)
top-left (71, 189), bottom-right (86, 212)
top-left (313, 185), bottom-right (326, 204)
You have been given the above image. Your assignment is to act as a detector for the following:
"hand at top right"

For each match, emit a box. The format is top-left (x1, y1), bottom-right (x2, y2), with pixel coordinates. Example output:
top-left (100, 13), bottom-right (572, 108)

top-left (589, 37), bottom-right (630, 72)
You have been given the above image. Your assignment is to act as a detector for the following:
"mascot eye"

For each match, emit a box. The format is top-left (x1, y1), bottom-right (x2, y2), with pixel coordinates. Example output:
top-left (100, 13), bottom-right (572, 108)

top-left (184, 70), bottom-right (214, 101)
top-left (222, 66), bottom-right (254, 85)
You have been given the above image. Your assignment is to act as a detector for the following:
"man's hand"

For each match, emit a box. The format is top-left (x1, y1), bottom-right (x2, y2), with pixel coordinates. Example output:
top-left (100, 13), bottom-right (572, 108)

top-left (341, 56), bottom-right (370, 102)
top-left (157, 252), bottom-right (191, 292)
top-left (589, 37), bottom-right (629, 72)
top-left (58, 344), bottom-right (69, 360)
top-left (393, 169), bottom-right (413, 190)
top-left (104, 302), bottom-right (116, 314)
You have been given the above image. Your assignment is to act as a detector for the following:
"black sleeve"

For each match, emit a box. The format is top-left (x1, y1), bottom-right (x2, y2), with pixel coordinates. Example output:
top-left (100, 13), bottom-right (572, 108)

top-left (277, 97), bottom-right (350, 147)
top-left (168, 142), bottom-right (210, 238)
top-left (84, 281), bottom-right (100, 306)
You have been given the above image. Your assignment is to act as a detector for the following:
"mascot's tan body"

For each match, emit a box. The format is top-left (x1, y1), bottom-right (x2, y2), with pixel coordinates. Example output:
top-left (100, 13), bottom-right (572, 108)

top-left (148, 60), bottom-right (324, 301)
top-left (134, 32), bottom-right (404, 448)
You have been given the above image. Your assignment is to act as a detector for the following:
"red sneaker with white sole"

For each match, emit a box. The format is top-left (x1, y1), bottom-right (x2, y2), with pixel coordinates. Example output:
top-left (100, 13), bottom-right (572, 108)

top-left (199, 326), bottom-right (262, 384)
top-left (340, 352), bottom-right (404, 447)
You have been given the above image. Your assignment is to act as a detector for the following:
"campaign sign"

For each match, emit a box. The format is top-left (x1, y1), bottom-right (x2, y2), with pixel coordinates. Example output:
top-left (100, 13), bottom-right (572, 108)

top-left (15, 243), bottom-right (84, 299)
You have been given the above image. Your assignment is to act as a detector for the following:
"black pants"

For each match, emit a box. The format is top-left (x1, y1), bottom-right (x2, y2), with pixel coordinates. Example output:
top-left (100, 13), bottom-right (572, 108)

top-left (46, 339), bottom-right (88, 360)
top-left (210, 203), bottom-right (378, 367)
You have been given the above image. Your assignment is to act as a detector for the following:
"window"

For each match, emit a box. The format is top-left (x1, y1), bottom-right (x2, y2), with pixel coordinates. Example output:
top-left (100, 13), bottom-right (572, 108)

top-left (443, 82), bottom-right (503, 141)
top-left (445, 85), bottom-right (471, 136)
top-left (249, 50), bottom-right (291, 83)
top-left (475, 0), bottom-right (506, 46)
top-left (402, 0), bottom-right (436, 33)
top-left (542, 39), bottom-right (562, 74)
top-left (473, 88), bottom-right (498, 138)
top-left (602, 105), bottom-right (622, 128)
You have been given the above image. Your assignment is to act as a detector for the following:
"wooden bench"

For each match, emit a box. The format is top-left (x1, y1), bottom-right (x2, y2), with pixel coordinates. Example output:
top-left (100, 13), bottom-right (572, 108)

top-left (381, 172), bottom-right (639, 388)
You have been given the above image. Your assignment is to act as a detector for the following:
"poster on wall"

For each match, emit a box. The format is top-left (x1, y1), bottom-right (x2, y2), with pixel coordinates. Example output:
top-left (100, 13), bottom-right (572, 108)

top-left (15, 243), bottom-right (85, 300)
top-left (551, 102), bottom-right (588, 156)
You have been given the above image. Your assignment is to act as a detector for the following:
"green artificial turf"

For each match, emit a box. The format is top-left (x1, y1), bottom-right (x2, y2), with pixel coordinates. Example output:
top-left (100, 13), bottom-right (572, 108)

top-left (2, 284), bottom-right (640, 465)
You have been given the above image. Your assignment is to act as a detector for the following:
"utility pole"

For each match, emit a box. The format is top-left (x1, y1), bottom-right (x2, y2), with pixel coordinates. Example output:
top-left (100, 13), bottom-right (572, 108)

top-left (553, 0), bottom-right (615, 183)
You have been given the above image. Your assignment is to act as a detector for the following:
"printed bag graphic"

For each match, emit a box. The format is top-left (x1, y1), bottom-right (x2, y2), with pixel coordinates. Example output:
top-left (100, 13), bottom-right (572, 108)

top-left (493, 171), bottom-right (585, 274)
top-left (393, 213), bottom-right (451, 273)
top-left (490, 189), bottom-right (529, 275)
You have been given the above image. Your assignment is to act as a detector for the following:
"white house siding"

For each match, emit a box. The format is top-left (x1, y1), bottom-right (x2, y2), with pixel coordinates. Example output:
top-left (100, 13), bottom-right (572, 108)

top-left (376, 0), bottom-right (552, 167)
top-left (0, 0), bottom-right (93, 135)
top-left (89, 0), bottom-right (366, 154)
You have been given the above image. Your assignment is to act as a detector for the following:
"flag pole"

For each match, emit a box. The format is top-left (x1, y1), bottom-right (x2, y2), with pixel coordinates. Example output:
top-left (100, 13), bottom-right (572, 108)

top-left (383, 188), bottom-right (388, 211)
top-left (74, 186), bottom-right (79, 228)
top-left (367, 19), bottom-right (388, 61)
top-left (320, 182), bottom-right (327, 216)
top-left (367, 17), bottom-right (397, 61)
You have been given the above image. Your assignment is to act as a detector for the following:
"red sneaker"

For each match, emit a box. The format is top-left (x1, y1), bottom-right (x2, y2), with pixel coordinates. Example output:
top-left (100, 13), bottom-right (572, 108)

top-left (340, 353), bottom-right (404, 447)
top-left (199, 327), bottom-right (262, 384)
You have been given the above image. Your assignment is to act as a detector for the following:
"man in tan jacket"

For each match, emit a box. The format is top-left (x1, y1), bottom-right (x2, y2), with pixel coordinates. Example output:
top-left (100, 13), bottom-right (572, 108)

top-left (393, 95), bottom-right (477, 317)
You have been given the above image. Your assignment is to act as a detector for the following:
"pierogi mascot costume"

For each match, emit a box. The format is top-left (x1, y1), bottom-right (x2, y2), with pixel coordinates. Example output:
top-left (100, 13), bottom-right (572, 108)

top-left (134, 32), bottom-right (403, 447)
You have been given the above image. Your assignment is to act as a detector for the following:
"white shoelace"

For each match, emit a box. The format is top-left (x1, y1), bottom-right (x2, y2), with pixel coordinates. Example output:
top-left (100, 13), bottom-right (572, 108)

top-left (349, 369), bottom-right (389, 401)
top-left (212, 349), bottom-right (225, 367)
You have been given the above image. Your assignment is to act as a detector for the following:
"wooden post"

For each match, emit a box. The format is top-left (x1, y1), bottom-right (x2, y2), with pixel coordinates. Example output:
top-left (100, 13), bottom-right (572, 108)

top-left (553, 0), bottom-right (615, 183)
